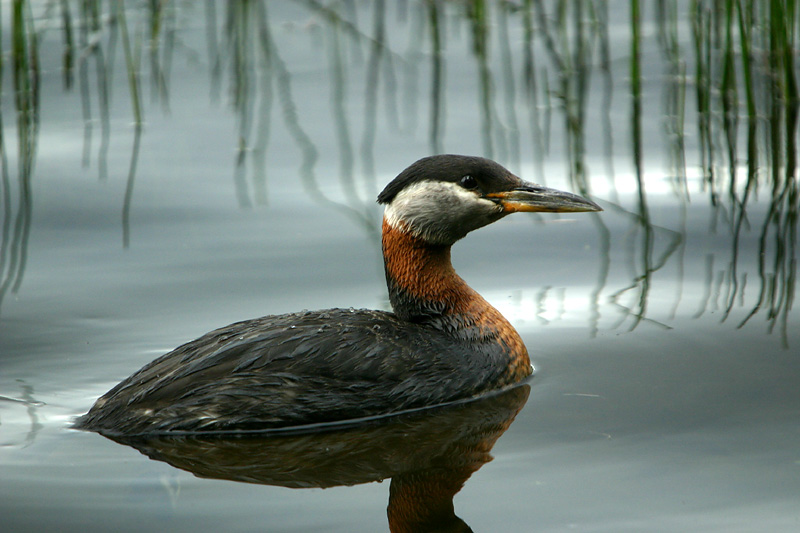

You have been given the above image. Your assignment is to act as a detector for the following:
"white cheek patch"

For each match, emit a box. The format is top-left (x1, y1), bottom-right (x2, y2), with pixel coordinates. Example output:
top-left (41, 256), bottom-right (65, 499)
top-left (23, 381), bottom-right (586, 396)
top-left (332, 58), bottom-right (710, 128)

top-left (384, 181), bottom-right (504, 244)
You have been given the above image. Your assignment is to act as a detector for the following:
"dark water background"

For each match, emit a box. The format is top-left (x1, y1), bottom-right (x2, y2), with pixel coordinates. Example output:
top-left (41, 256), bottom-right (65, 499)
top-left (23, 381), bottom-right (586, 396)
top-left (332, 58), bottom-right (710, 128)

top-left (1, 1), bottom-right (798, 531)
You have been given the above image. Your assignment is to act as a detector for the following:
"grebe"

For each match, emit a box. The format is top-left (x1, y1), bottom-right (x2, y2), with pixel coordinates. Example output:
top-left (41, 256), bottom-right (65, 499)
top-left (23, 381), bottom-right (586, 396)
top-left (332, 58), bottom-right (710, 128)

top-left (76, 155), bottom-right (600, 435)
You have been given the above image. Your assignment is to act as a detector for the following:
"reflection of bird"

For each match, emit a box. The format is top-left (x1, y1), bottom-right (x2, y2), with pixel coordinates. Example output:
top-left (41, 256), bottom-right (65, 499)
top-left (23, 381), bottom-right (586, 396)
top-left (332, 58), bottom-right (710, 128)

top-left (107, 385), bottom-right (531, 532)
top-left (76, 155), bottom-right (600, 435)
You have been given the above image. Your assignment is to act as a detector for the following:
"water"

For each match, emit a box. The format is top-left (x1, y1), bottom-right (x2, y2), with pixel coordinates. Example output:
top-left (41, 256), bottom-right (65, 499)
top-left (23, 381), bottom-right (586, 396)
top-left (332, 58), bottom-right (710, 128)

top-left (2, 1), bottom-right (799, 531)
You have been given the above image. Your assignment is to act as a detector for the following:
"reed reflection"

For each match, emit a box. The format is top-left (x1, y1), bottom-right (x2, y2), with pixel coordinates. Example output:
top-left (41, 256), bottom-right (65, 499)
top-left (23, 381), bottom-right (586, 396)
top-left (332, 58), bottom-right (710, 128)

top-left (116, 1), bottom-right (144, 249)
top-left (608, 0), bottom-right (684, 331)
top-left (0, 379), bottom-right (45, 448)
top-left (217, 0), bottom-right (384, 235)
top-left (0, 1), bottom-right (38, 314)
top-left (61, 0), bottom-right (115, 179)
top-left (527, 0), bottom-right (615, 335)
top-left (687, 0), bottom-right (799, 346)
top-left (105, 385), bottom-right (530, 533)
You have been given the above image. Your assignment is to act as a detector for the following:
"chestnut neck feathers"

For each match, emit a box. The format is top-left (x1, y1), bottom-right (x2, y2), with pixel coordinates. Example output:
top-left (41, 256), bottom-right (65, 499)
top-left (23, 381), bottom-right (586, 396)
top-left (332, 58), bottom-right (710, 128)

top-left (381, 217), bottom-right (474, 322)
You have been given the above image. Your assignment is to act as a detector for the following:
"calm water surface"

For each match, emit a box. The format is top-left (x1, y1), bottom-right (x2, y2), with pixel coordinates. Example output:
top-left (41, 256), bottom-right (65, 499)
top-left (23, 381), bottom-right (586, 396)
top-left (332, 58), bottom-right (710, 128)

top-left (1, 2), bottom-right (799, 532)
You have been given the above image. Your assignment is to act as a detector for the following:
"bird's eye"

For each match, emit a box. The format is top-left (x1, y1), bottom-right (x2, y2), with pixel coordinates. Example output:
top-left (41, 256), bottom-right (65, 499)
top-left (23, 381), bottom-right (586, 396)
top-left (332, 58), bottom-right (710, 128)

top-left (459, 175), bottom-right (478, 190)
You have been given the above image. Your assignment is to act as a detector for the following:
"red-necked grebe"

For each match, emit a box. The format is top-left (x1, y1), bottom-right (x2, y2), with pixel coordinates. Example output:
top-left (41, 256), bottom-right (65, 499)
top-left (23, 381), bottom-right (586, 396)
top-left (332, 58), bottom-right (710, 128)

top-left (76, 155), bottom-right (601, 435)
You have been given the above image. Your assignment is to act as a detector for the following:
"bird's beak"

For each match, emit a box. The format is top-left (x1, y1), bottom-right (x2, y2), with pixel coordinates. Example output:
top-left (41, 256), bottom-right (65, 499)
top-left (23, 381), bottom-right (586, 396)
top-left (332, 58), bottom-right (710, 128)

top-left (487, 182), bottom-right (602, 213)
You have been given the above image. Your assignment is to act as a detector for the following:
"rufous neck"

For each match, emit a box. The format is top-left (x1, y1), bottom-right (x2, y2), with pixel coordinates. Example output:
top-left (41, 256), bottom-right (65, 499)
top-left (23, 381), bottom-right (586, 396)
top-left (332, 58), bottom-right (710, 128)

top-left (381, 217), bottom-right (481, 322)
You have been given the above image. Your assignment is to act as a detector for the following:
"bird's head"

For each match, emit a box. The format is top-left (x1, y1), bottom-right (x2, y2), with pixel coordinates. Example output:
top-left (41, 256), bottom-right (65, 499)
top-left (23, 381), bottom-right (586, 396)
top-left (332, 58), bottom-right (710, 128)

top-left (378, 155), bottom-right (601, 245)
